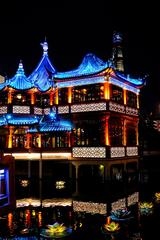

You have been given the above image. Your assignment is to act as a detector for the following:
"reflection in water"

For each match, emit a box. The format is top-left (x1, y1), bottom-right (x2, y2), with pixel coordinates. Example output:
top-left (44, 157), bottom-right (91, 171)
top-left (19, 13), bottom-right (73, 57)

top-left (2, 191), bottom-right (160, 240)
top-left (38, 211), bottom-right (42, 227)
top-left (1, 206), bottom-right (72, 239)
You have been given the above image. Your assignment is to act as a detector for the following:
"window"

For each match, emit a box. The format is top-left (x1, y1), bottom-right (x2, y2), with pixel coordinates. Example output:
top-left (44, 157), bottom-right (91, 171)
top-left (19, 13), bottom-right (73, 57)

top-left (109, 117), bottom-right (123, 146)
top-left (35, 94), bottom-right (50, 107)
top-left (58, 88), bottom-right (68, 105)
top-left (0, 91), bottom-right (8, 104)
top-left (127, 125), bottom-right (136, 146)
top-left (127, 91), bottom-right (137, 108)
top-left (72, 84), bottom-right (104, 103)
top-left (12, 128), bottom-right (27, 148)
top-left (41, 134), bottom-right (69, 148)
top-left (12, 92), bottom-right (31, 105)
top-left (73, 119), bottom-right (103, 146)
top-left (111, 85), bottom-right (123, 104)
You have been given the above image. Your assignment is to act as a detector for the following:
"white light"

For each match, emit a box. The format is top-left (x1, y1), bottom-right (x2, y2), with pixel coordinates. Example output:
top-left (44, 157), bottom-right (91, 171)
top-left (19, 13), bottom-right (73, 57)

top-left (55, 181), bottom-right (65, 189)
top-left (42, 153), bottom-right (71, 159)
top-left (4, 152), bottom-right (71, 160)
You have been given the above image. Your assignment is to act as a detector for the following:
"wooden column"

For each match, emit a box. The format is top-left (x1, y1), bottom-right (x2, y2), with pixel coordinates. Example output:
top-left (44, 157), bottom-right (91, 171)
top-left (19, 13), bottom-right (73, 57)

top-left (104, 82), bottom-right (110, 100)
top-left (26, 133), bottom-right (31, 148)
top-left (31, 91), bottom-right (35, 105)
top-left (38, 134), bottom-right (41, 148)
top-left (8, 127), bottom-right (14, 148)
top-left (8, 91), bottom-right (12, 104)
top-left (137, 93), bottom-right (139, 109)
top-left (123, 88), bottom-right (127, 105)
top-left (105, 116), bottom-right (110, 146)
top-left (136, 123), bottom-right (139, 145)
top-left (50, 89), bottom-right (54, 106)
top-left (68, 132), bottom-right (71, 147)
top-left (123, 119), bottom-right (127, 146)
top-left (68, 87), bottom-right (72, 104)
top-left (55, 88), bottom-right (58, 105)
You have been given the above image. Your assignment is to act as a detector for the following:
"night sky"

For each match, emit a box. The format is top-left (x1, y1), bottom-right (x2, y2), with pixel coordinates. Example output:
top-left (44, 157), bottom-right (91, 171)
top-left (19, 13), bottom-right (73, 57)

top-left (0, 1), bottom-right (159, 113)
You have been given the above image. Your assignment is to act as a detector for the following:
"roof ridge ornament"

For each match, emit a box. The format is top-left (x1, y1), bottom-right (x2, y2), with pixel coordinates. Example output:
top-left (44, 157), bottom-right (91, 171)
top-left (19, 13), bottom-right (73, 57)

top-left (40, 40), bottom-right (48, 56)
top-left (16, 60), bottom-right (25, 75)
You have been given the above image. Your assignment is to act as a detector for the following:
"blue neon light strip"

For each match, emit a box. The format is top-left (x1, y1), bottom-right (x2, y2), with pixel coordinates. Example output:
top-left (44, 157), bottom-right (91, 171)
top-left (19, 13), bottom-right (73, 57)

top-left (0, 41), bottom-right (144, 92)
top-left (7, 62), bottom-right (33, 90)
top-left (57, 76), bottom-right (105, 88)
top-left (57, 75), bottom-right (139, 93)
top-left (109, 77), bottom-right (140, 94)
top-left (0, 115), bottom-right (7, 126)
top-left (27, 41), bottom-right (56, 92)
top-left (116, 71), bottom-right (144, 86)
top-left (55, 53), bottom-right (108, 79)
top-left (6, 114), bottom-right (39, 125)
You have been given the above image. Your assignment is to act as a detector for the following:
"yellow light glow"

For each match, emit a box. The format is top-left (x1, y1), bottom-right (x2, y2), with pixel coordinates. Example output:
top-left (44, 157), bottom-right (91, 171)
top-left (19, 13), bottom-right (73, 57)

top-left (55, 88), bottom-right (59, 105)
top-left (50, 91), bottom-right (54, 106)
top-left (17, 94), bottom-right (22, 99)
top-left (136, 125), bottom-right (139, 145)
top-left (105, 117), bottom-right (110, 145)
top-left (123, 88), bottom-right (127, 105)
top-left (8, 91), bottom-right (12, 104)
top-left (137, 93), bottom-right (139, 109)
top-left (8, 127), bottom-right (14, 148)
top-left (38, 134), bottom-right (41, 148)
top-left (31, 91), bottom-right (35, 104)
top-left (104, 82), bottom-right (110, 100)
top-left (68, 87), bottom-right (72, 104)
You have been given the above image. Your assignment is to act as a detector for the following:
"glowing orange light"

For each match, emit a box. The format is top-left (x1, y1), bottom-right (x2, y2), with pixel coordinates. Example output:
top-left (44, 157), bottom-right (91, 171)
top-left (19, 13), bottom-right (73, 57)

top-left (107, 216), bottom-right (111, 225)
top-left (68, 87), bottom-right (72, 104)
top-left (123, 88), bottom-right (126, 105)
top-left (8, 213), bottom-right (13, 229)
top-left (104, 82), bottom-right (110, 100)
top-left (38, 211), bottom-right (42, 227)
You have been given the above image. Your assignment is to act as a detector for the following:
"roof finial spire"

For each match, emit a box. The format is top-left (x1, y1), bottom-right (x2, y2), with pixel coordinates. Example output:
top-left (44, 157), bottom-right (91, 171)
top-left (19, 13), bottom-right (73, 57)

top-left (40, 38), bottom-right (48, 56)
top-left (17, 60), bottom-right (25, 75)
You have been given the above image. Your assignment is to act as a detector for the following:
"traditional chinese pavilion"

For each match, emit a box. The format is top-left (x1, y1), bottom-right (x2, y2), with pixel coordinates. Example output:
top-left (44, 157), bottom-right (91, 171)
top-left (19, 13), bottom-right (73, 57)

top-left (0, 32), bottom-right (144, 205)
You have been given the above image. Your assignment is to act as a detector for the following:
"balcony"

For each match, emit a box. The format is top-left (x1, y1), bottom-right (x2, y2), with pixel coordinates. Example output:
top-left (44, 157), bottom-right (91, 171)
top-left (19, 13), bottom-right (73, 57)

top-left (57, 100), bottom-right (139, 116)
top-left (72, 146), bottom-right (139, 159)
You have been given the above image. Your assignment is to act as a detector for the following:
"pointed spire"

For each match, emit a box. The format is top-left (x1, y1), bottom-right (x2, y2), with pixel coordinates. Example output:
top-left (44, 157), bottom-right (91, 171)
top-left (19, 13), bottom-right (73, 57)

top-left (112, 31), bottom-right (124, 72)
top-left (40, 39), bottom-right (48, 56)
top-left (16, 60), bottom-right (25, 75)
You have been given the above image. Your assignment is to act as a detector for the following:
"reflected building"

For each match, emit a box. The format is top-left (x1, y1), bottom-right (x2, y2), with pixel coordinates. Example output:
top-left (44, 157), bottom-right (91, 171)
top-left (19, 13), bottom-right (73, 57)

top-left (0, 32), bottom-right (145, 206)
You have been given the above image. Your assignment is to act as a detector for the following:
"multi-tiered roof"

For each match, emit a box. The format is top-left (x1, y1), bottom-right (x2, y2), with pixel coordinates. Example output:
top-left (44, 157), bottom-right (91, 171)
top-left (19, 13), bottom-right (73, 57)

top-left (0, 38), bottom-right (144, 130)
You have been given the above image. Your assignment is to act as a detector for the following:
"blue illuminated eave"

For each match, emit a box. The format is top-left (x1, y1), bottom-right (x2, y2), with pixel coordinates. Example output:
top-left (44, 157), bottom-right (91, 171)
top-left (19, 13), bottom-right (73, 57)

top-left (27, 53), bottom-right (56, 92)
top-left (5, 114), bottom-right (40, 126)
top-left (39, 125), bottom-right (72, 132)
top-left (56, 75), bottom-right (105, 88)
top-left (54, 53), bottom-right (109, 79)
top-left (109, 77), bottom-right (140, 94)
top-left (56, 74), bottom-right (141, 94)
top-left (28, 112), bottom-right (73, 133)
top-left (7, 62), bottom-right (34, 90)
top-left (0, 115), bottom-right (7, 126)
top-left (115, 71), bottom-right (144, 87)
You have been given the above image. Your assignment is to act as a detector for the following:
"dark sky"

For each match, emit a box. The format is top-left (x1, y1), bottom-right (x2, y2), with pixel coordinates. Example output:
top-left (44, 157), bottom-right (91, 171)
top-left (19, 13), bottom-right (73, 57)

top-left (0, 1), bottom-right (159, 113)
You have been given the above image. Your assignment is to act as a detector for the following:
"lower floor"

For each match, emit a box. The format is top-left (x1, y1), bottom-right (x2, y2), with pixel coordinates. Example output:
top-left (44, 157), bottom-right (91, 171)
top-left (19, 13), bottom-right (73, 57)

top-left (15, 158), bottom-right (139, 203)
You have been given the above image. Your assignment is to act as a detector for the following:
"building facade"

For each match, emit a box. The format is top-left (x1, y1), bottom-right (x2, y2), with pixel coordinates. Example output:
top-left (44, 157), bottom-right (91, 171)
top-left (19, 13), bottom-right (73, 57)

top-left (0, 33), bottom-right (144, 204)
